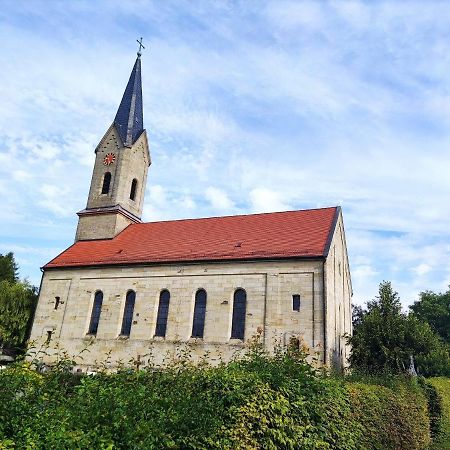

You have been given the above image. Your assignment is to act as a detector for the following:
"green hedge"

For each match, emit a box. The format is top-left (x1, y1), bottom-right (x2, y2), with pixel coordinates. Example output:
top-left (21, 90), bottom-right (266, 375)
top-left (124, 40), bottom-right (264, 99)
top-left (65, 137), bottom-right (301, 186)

top-left (348, 382), bottom-right (430, 450)
top-left (0, 353), bottom-right (443, 449)
top-left (428, 377), bottom-right (450, 449)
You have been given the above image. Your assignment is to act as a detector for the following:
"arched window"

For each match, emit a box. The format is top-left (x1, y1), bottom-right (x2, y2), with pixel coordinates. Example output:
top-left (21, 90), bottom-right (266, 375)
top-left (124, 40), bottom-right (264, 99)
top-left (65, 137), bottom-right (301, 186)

top-left (120, 290), bottom-right (136, 336)
top-left (231, 289), bottom-right (246, 340)
top-left (88, 291), bottom-right (103, 335)
top-left (192, 289), bottom-right (207, 338)
top-left (101, 172), bottom-right (111, 194)
top-left (155, 290), bottom-right (170, 337)
top-left (130, 178), bottom-right (138, 201)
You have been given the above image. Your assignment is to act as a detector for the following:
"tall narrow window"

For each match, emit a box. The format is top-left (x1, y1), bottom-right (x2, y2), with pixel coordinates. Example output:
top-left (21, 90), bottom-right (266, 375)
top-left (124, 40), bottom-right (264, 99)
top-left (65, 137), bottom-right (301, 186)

top-left (101, 172), bottom-right (111, 194)
top-left (130, 178), bottom-right (138, 200)
top-left (120, 290), bottom-right (136, 336)
top-left (231, 289), bottom-right (246, 340)
top-left (292, 294), bottom-right (301, 312)
top-left (155, 290), bottom-right (170, 337)
top-left (88, 291), bottom-right (103, 335)
top-left (192, 289), bottom-right (207, 338)
top-left (54, 296), bottom-right (61, 310)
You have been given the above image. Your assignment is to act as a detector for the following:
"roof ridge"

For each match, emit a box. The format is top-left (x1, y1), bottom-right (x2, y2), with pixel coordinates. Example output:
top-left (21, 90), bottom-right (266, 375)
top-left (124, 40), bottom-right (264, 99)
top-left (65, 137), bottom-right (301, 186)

top-left (132, 206), bottom-right (339, 227)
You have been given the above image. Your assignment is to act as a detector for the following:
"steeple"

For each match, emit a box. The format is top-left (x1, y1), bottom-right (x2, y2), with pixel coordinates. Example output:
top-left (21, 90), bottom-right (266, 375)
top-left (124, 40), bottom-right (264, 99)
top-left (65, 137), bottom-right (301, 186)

top-left (114, 56), bottom-right (144, 147)
top-left (75, 46), bottom-right (151, 242)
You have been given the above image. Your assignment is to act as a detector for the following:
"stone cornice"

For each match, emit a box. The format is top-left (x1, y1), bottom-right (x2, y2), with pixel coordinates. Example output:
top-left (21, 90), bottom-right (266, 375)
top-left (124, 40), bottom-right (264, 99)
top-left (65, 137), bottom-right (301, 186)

top-left (76, 205), bottom-right (141, 223)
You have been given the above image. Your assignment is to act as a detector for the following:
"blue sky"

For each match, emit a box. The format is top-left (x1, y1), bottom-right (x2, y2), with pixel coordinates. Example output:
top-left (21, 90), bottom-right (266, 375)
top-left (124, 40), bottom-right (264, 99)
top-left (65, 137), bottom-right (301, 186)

top-left (1, 1), bottom-right (450, 308)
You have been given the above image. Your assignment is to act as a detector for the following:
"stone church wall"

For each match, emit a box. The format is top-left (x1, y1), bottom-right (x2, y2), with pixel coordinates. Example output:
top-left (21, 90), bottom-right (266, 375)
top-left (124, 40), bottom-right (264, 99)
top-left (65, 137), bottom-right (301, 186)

top-left (324, 213), bottom-right (352, 368)
top-left (29, 259), bottom-right (327, 370)
top-left (75, 212), bottom-right (132, 241)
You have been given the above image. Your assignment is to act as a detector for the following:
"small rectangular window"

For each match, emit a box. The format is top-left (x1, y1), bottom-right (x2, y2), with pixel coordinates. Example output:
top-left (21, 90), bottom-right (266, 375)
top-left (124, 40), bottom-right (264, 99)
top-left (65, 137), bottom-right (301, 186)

top-left (54, 296), bottom-right (60, 310)
top-left (46, 330), bottom-right (53, 344)
top-left (292, 294), bottom-right (300, 312)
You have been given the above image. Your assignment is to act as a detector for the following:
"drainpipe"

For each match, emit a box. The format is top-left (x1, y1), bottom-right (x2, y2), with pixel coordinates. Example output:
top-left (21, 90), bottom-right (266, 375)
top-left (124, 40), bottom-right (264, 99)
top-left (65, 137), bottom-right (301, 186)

top-left (322, 260), bottom-right (327, 366)
top-left (263, 273), bottom-right (268, 350)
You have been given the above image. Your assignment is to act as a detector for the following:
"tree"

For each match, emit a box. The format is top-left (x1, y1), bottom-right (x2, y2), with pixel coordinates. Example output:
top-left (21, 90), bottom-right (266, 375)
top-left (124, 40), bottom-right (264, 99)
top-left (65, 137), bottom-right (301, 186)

top-left (0, 253), bottom-right (38, 354)
top-left (0, 252), bottom-right (19, 283)
top-left (410, 288), bottom-right (450, 345)
top-left (0, 280), bottom-right (38, 351)
top-left (347, 281), bottom-right (450, 376)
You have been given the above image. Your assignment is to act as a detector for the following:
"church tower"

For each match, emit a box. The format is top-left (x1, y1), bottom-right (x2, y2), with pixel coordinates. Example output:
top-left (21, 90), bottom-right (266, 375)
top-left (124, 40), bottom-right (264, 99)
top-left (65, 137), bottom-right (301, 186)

top-left (75, 51), bottom-right (151, 241)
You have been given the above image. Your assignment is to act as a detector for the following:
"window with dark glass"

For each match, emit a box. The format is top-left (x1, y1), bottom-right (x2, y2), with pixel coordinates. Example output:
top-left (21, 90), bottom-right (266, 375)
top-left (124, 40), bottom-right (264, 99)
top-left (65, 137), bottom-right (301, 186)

top-left (231, 289), bottom-right (246, 340)
top-left (191, 289), bottom-right (207, 338)
top-left (120, 290), bottom-right (136, 336)
top-left (292, 294), bottom-right (301, 312)
top-left (101, 172), bottom-right (111, 194)
top-left (45, 330), bottom-right (53, 344)
top-left (88, 291), bottom-right (103, 335)
top-left (54, 296), bottom-right (61, 310)
top-left (130, 178), bottom-right (138, 200)
top-left (155, 290), bottom-right (170, 337)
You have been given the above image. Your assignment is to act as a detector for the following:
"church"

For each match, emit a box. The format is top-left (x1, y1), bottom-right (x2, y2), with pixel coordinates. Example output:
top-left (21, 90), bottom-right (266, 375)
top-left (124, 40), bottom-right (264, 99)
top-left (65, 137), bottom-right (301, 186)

top-left (29, 50), bottom-right (352, 370)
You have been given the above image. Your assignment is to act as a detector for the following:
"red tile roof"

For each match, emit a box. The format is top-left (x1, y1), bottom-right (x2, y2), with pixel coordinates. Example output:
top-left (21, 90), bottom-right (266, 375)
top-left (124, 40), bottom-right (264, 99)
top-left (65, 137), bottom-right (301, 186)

top-left (45, 207), bottom-right (339, 269)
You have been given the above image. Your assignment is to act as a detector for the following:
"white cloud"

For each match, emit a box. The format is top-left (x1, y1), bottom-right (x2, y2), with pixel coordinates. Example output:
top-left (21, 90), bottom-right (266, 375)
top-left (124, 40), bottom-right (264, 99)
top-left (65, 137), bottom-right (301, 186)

top-left (12, 170), bottom-right (32, 182)
top-left (148, 185), bottom-right (167, 207)
top-left (265, 1), bottom-right (325, 30)
top-left (205, 187), bottom-right (234, 211)
top-left (413, 263), bottom-right (432, 276)
top-left (249, 188), bottom-right (292, 213)
top-left (38, 184), bottom-right (73, 217)
top-left (353, 265), bottom-right (379, 279)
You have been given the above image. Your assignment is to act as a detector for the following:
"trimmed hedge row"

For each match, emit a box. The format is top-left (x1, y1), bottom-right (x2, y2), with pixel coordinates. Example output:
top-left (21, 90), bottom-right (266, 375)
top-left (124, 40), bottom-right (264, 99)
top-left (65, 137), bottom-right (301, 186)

top-left (348, 382), bottom-right (430, 450)
top-left (428, 377), bottom-right (450, 450)
top-left (0, 354), bottom-right (445, 449)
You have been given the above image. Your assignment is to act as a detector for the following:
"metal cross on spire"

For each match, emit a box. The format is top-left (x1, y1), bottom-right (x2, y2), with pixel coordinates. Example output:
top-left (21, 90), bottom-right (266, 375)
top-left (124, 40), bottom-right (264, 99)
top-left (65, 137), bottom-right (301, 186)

top-left (136, 37), bottom-right (145, 57)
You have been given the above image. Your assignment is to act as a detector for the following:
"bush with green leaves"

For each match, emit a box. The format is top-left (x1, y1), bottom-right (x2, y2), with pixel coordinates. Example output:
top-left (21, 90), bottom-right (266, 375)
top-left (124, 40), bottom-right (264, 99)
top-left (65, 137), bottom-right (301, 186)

top-left (0, 340), bottom-right (443, 450)
top-left (427, 377), bottom-right (450, 450)
top-left (348, 381), bottom-right (430, 450)
top-left (0, 344), bottom-right (359, 449)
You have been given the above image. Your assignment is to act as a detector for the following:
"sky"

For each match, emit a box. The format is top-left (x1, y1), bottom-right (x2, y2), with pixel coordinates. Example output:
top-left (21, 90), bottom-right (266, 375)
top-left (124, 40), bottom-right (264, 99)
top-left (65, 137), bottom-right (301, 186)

top-left (1, 0), bottom-right (450, 309)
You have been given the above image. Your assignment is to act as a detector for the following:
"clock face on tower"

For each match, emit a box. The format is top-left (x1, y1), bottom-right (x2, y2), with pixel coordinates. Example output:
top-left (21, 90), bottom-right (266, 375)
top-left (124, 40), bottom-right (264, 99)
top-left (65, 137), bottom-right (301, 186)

top-left (103, 153), bottom-right (116, 165)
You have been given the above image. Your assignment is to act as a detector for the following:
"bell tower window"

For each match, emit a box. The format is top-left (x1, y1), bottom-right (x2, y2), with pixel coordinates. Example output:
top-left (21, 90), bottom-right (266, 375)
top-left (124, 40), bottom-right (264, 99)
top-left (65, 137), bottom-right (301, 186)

top-left (101, 172), bottom-right (112, 194)
top-left (130, 179), bottom-right (138, 201)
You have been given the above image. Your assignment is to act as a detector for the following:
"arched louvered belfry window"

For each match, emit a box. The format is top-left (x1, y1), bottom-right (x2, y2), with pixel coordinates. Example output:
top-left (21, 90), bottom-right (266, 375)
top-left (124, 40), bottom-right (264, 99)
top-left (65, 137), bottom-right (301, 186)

top-left (130, 178), bottom-right (138, 201)
top-left (120, 290), bottom-right (136, 336)
top-left (231, 289), bottom-right (246, 340)
top-left (88, 291), bottom-right (103, 335)
top-left (101, 172), bottom-right (112, 194)
top-left (155, 290), bottom-right (170, 337)
top-left (192, 289), bottom-right (207, 338)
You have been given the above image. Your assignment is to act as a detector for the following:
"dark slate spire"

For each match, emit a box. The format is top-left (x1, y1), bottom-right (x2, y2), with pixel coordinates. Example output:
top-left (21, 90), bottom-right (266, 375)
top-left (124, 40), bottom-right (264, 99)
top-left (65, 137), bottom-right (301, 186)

top-left (114, 56), bottom-right (144, 146)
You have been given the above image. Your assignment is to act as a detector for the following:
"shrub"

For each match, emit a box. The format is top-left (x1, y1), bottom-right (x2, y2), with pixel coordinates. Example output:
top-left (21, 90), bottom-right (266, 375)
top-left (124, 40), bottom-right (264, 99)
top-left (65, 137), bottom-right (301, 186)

top-left (0, 348), bottom-right (442, 449)
top-left (428, 377), bottom-right (450, 449)
top-left (348, 381), bottom-right (430, 450)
